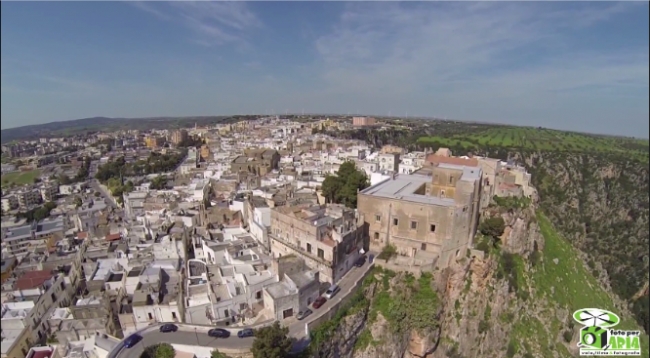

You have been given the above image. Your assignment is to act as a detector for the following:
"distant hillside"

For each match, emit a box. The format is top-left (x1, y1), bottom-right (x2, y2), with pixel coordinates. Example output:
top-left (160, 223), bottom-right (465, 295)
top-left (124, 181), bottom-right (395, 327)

top-left (0, 116), bottom-right (245, 142)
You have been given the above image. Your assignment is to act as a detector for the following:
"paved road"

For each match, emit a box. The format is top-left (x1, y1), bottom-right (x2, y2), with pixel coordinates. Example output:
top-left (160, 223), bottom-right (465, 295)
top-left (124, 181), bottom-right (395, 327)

top-left (119, 328), bottom-right (255, 358)
top-left (90, 179), bottom-right (120, 210)
top-left (114, 259), bottom-right (374, 358)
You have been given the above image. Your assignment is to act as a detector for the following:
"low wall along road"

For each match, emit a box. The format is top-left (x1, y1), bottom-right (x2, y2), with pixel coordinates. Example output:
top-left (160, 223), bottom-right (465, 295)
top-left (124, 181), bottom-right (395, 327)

top-left (108, 260), bottom-right (376, 358)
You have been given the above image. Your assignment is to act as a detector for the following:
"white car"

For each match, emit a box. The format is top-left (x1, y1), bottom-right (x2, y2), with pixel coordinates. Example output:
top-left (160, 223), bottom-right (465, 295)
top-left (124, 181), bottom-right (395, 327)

top-left (324, 284), bottom-right (340, 299)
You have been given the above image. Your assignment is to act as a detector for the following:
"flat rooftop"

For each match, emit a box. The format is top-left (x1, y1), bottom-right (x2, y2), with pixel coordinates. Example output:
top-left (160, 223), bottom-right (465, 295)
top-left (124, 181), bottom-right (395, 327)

top-left (360, 174), bottom-right (456, 207)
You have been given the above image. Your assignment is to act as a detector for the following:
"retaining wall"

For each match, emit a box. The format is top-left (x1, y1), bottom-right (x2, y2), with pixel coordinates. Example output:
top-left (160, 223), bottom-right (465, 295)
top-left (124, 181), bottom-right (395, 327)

top-left (307, 262), bottom-right (375, 332)
top-left (373, 259), bottom-right (435, 277)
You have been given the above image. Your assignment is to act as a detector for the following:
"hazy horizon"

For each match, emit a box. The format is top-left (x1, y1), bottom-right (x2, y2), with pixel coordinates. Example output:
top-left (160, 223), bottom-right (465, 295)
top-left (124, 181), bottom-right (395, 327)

top-left (1, 2), bottom-right (648, 137)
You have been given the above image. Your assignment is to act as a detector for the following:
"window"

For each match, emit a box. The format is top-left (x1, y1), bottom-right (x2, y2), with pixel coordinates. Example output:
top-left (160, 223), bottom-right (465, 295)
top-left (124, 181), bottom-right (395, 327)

top-left (449, 176), bottom-right (453, 184)
top-left (374, 232), bottom-right (379, 240)
top-left (172, 312), bottom-right (177, 320)
top-left (224, 310), bottom-right (229, 318)
top-left (421, 243), bottom-right (427, 251)
top-left (410, 221), bottom-right (417, 230)
top-left (375, 214), bottom-right (381, 222)
top-left (307, 243), bottom-right (312, 253)
top-left (440, 190), bottom-right (446, 198)
top-left (256, 291), bottom-right (262, 299)
top-left (393, 218), bottom-right (399, 226)
top-left (317, 248), bottom-right (325, 259)
top-left (148, 313), bottom-right (153, 320)
top-left (430, 224), bottom-right (436, 232)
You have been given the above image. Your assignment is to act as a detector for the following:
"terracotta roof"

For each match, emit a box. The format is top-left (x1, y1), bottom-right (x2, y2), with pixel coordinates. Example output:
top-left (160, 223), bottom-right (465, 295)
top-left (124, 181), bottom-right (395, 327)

top-left (30, 350), bottom-right (53, 358)
top-left (425, 154), bottom-right (479, 167)
top-left (106, 233), bottom-right (121, 241)
top-left (77, 232), bottom-right (88, 239)
top-left (15, 270), bottom-right (54, 290)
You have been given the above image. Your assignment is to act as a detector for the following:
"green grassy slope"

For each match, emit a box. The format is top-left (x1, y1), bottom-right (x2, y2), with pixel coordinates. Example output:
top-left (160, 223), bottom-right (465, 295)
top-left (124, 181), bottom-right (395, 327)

top-left (511, 212), bottom-right (649, 357)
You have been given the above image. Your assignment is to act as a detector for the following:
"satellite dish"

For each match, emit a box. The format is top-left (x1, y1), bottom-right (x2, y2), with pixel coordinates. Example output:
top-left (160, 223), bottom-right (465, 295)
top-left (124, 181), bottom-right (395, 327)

top-left (359, 248), bottom-right (365, 255)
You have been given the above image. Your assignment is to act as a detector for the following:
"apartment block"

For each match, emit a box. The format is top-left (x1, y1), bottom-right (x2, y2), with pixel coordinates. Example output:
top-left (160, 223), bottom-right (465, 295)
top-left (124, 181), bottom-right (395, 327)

top-left (269, 203), bottom-right (366, 283)
top-left (16, 190), bottom-right (41, 210)
top-left (351, 117), bottom-right (376, 127)
top-left (1, 217), bottom-right (66, 259)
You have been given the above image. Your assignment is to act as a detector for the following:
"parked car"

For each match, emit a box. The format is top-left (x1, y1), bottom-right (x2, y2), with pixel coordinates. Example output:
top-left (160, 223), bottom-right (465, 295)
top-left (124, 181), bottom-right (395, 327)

top-left (159, 324), bottom-right (178, 333)
top-left (296, 309), bottom-right (313, 320)
top-left (312, 296), bottom-right (327, 309)
top-left (123, 334), bottom-right (142, 348)
top-left (324, 284), bottom-right (341, 299)
top-left (354, 256), bottom-right (366, 267)
top-left (208, 328), bottom-right (231, 338)
top-left (237, 328), bottom-right (254, 338)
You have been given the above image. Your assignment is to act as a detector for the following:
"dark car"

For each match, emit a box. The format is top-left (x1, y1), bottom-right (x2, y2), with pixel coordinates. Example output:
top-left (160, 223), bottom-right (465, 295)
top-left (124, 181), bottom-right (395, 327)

top-left (159, 324), bottom-right (178, 333)
top-left (312, 296), bottom-right (327, 309)
top-left (123, 334), bottom-right (142, 348)
top-left (296, 309), bottom-right (313, 320)
top-left (237, 328), bottom-right (254, 338)
top-left (208, 328), bottom-right (231, 338)
top-left (354, 256), bottom-right (366, 267)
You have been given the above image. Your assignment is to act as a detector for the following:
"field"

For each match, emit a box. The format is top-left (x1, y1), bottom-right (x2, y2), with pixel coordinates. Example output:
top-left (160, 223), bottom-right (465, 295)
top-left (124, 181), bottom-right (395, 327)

top-left (417, 126), bottom-right (649, 162)
top-left (1, 169), bottom-right (41, 188)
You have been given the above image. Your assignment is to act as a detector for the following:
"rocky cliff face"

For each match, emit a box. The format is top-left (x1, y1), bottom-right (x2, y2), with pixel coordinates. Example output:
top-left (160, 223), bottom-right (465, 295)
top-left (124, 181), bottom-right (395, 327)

top-left (305, 203), bottom-right (649, 358)
top-left (516, 151), bottom-right (649, 332)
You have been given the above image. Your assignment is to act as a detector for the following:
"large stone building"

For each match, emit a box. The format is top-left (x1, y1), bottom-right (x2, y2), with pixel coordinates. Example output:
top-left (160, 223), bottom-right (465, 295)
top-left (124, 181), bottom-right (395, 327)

top-left (357, 159), bottom-right (482, 269)
top-left (269, 203), bottom-right (366, 283)
top-left (230, 149), bottom-right (280, 176)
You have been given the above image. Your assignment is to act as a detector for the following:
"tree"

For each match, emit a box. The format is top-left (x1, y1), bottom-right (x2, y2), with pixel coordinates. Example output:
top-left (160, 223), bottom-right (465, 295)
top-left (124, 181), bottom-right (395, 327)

top-left (321, 175), bottom-right (342, 204)
top-left (211, 350), bottom-right (231, 358)
top-left (378, 244), bottom-right (397, 260)
top-left (74, 196), bottom-right (83, 208)
top-left (150, 175), bottom-right (168, 190)
top-left (58, 174), bottom-right (72, 185)
top-left (251, 321), bottom-right (292, 358)
top-left (478, 216), bottom-right (506, 239)
top-left (141, 343), bottom-right (175, 358)
top-left (320, 161), bottom-right (369, 208)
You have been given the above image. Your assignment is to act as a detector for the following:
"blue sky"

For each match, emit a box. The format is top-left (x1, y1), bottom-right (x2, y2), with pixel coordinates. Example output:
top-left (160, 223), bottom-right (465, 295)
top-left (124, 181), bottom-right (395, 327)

top-left (1, 1), bottom-right (648, 137)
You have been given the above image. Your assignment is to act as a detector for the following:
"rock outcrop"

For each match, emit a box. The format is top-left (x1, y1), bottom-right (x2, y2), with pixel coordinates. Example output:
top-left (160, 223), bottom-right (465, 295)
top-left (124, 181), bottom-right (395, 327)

top-left (304, 203), bottom-right (648, 358)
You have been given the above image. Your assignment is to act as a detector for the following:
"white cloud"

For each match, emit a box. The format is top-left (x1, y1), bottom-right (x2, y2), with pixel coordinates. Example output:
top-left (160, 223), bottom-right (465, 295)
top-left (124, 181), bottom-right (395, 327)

top-left (132, 1), bottom-right (261, 46)
top-left (308, 2), bottom-right (649, 133)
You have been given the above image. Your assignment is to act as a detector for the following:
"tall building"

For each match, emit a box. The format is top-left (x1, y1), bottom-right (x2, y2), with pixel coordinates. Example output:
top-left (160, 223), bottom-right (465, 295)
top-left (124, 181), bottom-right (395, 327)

top-left (145, 136), bottom-right (164, 149)
top-left (352, 117), bottom-right (377, 126)
top-left (171, 129), bottom-right (188, 145)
